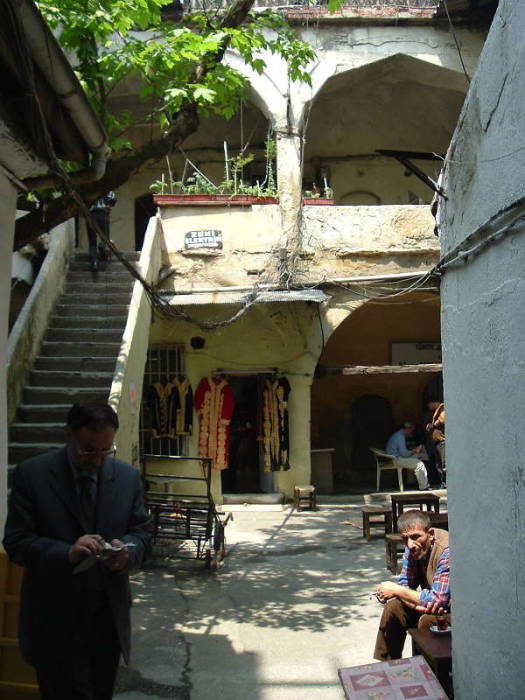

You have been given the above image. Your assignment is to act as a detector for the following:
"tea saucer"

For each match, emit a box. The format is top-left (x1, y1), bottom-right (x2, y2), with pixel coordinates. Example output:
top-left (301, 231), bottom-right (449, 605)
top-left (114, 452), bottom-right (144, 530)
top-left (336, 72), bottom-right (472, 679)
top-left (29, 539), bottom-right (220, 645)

top-left (429, 625), bottom-right (451, 634)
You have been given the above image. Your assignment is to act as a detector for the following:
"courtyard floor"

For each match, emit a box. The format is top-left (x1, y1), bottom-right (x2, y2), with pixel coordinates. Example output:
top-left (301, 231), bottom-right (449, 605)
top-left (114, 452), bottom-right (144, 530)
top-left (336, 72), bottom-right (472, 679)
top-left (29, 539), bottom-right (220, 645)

top-left (114, 498), bottom-right (402, 699)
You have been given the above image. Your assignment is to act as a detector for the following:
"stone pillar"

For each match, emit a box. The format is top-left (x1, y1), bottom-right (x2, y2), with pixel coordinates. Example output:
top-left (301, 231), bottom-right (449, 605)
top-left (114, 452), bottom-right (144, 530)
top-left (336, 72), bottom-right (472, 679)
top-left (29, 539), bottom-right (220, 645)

top-left (0, 173), bottom-right (17, 532)
top-left (275, 372), bottom-right (313, 497)
top-left (276, 132), bottom-right (303, 285)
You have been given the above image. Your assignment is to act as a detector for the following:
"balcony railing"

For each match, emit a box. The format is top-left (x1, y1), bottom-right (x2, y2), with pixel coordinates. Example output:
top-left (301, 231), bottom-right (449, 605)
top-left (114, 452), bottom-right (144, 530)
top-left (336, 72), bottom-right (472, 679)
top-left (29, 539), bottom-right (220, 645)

top-left (178, 1), bottom-right (439, 12)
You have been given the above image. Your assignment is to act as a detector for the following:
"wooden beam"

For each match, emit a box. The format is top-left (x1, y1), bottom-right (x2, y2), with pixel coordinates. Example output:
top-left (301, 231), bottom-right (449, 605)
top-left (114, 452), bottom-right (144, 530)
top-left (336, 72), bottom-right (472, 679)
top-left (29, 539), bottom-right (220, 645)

top-left (317, 363), bottom-right (442, 377)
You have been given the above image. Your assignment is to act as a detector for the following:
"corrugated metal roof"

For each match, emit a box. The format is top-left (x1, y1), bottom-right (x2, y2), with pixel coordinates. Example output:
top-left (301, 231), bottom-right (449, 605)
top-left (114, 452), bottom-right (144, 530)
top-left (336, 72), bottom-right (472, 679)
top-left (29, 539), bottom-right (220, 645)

top-left (167, 289), bottom-right (330, 306)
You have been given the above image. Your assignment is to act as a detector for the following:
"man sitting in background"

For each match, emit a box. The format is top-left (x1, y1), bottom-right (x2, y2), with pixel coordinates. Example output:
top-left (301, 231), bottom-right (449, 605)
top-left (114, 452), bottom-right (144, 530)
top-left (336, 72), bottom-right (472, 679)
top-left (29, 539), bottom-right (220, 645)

top-left (386, 422), bottom-right (429, 490)
top-left (373, 510), bottom-right (450, 660)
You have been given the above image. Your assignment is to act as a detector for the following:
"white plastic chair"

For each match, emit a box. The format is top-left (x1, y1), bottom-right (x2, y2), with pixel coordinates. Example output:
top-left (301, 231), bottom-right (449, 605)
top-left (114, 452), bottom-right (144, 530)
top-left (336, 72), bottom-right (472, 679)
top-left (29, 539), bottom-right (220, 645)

top-left (370, 447), bottom-right (404, 492)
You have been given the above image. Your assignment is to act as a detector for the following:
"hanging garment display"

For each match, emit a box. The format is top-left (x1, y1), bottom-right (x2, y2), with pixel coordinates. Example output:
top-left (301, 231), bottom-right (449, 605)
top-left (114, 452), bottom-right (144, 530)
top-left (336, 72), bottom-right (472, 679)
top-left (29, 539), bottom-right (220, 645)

top-left (146, 382), bottom-right (178, 439)
top-left (146, 377), bottom-right (193, 438)
top-left (172, 376), bottom-right (193, 435)
top-left (262, 377), bottom-right (291, 472)
top-left (194, 377), bottom-right (235, 470)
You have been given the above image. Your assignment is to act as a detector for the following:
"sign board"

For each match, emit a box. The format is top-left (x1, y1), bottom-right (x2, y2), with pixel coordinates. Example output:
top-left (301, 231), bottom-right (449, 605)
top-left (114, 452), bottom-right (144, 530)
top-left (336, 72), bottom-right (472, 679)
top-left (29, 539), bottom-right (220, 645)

top-left (185, 230), bottom-right (222, 249)
top-left (391, 342), bottom-right (442, 365)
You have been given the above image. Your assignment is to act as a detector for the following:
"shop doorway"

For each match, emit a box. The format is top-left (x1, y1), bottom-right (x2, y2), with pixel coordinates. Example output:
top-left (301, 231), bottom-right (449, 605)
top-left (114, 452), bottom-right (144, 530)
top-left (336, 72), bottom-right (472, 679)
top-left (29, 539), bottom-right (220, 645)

top-left (221, 376), bottom-right (263, 494)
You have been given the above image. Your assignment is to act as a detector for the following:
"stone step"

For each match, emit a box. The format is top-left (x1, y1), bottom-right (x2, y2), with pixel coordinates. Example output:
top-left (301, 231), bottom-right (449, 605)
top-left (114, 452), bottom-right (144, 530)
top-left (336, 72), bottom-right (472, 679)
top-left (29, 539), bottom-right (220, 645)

top-left (41, 341), bottom-right (121, 357)
top-left (66, 269), bottom-right (132, 282)
top-left (10, 423), bottom-right (65, 443)
top-left (23, 386), bottom-right (109, 404)
top-left (74, 251), bottom-right (140, 262)
top-left (34, 356), bottom-right (117, 372)
top-left (68, 263), bottom-right (138, 277)
top-left (9, 442), bottom-right (63, 464)
top-left (58, 292), bottom-right (132, 305)
top-left (17, 404), bottom-right (71, 422)
top-left (65, 281), bottom-right (133, 294)
top-left (29, 370), bottom-right (114, 388)
top-left (54, 304), bottom-right (129, 317)
top-left (46, 328), bottom-right (124, 343)
top-left (49, 315), bottom-right (128, 329)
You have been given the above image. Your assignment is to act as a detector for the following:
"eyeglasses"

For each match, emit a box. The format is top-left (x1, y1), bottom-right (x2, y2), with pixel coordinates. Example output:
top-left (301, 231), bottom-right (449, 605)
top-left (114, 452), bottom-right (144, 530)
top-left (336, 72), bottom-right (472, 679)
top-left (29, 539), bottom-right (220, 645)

top-left (75, 443), bottom-right (116, 458)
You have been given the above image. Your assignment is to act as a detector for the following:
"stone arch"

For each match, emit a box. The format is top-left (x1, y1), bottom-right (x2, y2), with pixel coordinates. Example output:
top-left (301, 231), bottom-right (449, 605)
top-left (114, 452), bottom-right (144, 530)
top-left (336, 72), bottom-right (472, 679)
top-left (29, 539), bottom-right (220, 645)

top-left (311, 290), bottom-right (441, 488)
top-left (300, 54), bottom-right (470, 204)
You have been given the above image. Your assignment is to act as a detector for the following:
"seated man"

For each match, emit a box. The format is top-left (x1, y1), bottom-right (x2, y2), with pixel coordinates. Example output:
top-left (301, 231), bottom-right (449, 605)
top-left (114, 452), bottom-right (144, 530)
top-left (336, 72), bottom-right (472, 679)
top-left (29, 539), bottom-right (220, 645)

top-left (386, 422), bottom-right (429, 490)
top-left (373, 510), bottom-right (450, 660)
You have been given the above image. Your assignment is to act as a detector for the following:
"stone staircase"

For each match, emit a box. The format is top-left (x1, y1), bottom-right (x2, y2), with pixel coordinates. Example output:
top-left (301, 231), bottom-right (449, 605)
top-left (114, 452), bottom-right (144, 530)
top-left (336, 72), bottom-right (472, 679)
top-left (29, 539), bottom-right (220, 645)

top-left (8, 252), bottom-right (139, 468)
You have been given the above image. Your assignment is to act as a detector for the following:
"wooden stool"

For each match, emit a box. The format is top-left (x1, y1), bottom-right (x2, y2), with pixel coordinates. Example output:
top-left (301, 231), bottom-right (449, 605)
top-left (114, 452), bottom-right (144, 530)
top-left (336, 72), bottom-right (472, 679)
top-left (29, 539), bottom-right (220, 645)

top-left (293, 485), bottom-right (317, 511)
top-left (361, 506), bottom-right (393, 541)
top-left (385, 533), bottom-right (404, 574)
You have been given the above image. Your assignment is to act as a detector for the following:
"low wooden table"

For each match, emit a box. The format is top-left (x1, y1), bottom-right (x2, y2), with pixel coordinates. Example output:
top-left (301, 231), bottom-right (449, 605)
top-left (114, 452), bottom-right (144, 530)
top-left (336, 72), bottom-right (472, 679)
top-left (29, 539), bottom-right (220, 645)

top-left (391, 492), bottom-right (440, 532)
top-left (408, 628), bottom-right (452, 698)
top-left (362, 506), bottom-right (393, 541)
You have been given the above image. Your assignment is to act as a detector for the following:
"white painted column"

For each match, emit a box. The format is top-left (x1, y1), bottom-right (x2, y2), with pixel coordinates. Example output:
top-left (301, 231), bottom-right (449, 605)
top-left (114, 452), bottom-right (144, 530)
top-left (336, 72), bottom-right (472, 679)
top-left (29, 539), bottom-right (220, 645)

top-left (0, 174), bottom-right (17, 532)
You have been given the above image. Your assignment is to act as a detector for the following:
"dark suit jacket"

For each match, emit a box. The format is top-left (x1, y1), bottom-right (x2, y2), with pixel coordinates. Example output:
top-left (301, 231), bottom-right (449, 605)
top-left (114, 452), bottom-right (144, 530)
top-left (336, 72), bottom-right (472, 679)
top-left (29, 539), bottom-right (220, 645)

top-left (3, 447), bottom-right (150, 666)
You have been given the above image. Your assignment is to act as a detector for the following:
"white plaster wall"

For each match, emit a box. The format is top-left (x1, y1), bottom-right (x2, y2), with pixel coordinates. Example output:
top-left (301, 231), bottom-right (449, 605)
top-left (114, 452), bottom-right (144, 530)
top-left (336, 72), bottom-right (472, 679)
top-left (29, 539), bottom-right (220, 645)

top-left (437, 1), bottom-right (525, 696)
top-left (0, 174), bottom-right (17, 530)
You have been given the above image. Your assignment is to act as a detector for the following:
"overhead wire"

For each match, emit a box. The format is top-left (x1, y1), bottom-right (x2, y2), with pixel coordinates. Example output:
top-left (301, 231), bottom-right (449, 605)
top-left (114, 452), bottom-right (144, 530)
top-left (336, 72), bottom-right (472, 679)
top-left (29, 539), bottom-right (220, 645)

top-left (442, 0), bottom-right (471, 84)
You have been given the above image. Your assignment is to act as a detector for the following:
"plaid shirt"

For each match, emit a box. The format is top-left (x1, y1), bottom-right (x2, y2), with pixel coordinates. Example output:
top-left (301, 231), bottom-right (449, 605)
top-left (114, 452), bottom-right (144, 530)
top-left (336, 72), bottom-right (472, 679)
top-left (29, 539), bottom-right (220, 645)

top-left (398, 545), bottom-right (451, 609)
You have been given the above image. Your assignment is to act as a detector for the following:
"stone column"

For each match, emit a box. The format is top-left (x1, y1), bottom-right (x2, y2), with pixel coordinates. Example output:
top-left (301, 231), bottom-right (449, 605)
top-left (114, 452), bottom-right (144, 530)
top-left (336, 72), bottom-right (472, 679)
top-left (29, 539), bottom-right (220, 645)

top-left (276, 131), bottom-right (303, 285)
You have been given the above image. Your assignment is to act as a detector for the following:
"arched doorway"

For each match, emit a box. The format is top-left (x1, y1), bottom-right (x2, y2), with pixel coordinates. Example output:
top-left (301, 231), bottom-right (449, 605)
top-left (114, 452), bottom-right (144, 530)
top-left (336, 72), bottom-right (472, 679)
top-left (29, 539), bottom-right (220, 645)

top-left (311, 291), bottom-right (441, 489)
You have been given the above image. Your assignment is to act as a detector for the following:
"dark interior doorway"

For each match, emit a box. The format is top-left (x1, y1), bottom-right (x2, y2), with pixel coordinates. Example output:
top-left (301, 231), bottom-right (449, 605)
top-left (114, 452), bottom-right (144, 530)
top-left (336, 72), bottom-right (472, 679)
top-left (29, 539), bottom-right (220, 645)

top-left (221, 376), bottom-right (261, 493)
top-left (134, 193), bottom-right (156, 250)
top-left (351, 394), bottom-right (394, 474)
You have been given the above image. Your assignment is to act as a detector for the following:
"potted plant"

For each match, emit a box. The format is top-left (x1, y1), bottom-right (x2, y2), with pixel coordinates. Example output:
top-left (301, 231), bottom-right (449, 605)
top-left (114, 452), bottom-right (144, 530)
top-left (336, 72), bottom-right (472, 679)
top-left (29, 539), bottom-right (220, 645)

top-left (303, 184), bottom-right (335, 206)
top-left (151, 138), bottom-right (279, 206)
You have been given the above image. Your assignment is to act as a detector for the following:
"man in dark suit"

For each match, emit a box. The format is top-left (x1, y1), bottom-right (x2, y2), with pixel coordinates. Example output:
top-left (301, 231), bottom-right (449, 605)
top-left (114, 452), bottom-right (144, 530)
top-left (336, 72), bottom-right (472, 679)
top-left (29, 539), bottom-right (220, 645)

top-left (3, 402), bottom-right (150, 699)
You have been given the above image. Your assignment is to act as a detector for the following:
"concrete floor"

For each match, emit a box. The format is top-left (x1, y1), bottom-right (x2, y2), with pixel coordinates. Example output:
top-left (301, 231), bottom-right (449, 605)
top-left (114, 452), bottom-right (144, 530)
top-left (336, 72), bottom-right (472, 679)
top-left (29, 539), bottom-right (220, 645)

top-left (114, 502), bottom-right (397, 699)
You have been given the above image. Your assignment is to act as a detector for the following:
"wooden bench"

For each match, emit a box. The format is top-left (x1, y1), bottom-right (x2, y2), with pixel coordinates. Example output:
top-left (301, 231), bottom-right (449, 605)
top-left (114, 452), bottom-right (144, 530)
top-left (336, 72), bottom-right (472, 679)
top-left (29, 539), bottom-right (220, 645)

top-left (361, 506), bottom-right (393, 541)
top-left (408, 627), bottom-right (452, 698)
top-left (385, 533), bottom-right (404, 574)
top-left (293, 485), bottom-right (317, 511)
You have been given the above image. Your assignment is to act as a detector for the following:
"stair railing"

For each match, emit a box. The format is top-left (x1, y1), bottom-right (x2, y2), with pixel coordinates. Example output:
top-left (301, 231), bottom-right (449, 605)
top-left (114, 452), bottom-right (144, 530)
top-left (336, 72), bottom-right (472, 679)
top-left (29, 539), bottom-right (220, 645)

top-left (7, 220), bottom-right (76, 425)
top-left (108, 214), bottom-right (164, 466)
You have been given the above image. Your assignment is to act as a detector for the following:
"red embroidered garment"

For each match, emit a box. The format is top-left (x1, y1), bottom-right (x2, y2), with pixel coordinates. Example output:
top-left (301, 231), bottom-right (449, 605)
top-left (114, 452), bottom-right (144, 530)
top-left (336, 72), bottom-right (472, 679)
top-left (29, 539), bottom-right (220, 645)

top-left (194, 377), bottom-right (235, 470)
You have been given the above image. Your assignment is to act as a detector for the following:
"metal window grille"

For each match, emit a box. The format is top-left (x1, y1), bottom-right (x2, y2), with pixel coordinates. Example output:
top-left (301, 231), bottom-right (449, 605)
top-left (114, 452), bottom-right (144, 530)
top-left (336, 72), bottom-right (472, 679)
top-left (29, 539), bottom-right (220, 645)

top-left (140, 344), bottom-right (188, 457)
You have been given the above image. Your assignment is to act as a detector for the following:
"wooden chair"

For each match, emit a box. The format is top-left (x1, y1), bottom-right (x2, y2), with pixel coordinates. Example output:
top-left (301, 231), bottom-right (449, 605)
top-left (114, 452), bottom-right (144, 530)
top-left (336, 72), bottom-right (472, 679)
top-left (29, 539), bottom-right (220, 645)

top-left (370, 447), bottom-right (404, 492)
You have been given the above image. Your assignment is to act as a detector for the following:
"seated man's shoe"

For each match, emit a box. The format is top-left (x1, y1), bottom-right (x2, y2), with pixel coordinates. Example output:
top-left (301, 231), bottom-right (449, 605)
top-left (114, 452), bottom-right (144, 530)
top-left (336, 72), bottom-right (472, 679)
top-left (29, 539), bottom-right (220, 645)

top-left (90, 259), bottom-right (99, 276)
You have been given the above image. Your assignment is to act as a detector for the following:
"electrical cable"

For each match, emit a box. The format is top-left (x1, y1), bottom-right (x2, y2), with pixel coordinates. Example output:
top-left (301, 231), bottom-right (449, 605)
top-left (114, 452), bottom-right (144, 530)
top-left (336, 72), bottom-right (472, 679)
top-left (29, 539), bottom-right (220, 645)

top-left (442, 0), bottom-right (471, 84)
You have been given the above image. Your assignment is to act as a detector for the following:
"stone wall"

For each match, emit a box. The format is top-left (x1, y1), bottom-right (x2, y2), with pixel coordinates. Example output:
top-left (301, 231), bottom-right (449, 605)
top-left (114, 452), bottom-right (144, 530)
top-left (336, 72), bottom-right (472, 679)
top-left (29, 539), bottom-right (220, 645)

top-left (156, 203), bottom-right (438, 291)
top-left (437, 1), bottom-right (525, 696)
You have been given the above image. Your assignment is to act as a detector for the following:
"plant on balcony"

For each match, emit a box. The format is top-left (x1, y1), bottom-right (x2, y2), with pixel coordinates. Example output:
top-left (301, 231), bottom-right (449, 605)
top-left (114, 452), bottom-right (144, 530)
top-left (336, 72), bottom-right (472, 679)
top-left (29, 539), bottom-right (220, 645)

top-left (151, 137), bottom-right (278, 205)
top-left (303, 184), bottom-right (335, 205)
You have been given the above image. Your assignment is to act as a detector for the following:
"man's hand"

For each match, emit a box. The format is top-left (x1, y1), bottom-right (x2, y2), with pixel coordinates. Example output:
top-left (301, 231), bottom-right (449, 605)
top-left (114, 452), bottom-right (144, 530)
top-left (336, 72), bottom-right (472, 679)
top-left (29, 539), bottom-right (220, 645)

top-left (68, 534), bottom-right (105, 563)
top-left (376, 581), bottom-right (403, 601)
top-left (103, 539), bottom-right (129, 573)
top-left (416, 601), bottom-right (449, 615)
